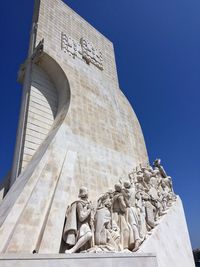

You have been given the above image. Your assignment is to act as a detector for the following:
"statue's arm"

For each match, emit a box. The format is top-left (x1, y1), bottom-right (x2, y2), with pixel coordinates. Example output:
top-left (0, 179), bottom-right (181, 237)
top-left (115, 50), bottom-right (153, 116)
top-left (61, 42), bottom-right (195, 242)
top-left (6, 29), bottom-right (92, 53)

top-left (77, 202), bottom-right (91, 222)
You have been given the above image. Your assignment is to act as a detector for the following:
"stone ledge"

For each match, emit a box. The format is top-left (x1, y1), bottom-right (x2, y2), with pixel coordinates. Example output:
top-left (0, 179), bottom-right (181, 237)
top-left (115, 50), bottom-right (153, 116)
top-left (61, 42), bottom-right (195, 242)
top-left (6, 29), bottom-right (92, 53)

top-left (0, 253), bottom-right (158, 267)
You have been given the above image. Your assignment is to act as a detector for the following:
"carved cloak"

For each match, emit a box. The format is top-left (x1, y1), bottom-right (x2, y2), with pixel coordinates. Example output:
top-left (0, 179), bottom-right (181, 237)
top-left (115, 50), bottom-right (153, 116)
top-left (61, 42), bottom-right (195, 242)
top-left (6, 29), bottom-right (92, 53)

top-left (63, 201), bottom-right (77, 246)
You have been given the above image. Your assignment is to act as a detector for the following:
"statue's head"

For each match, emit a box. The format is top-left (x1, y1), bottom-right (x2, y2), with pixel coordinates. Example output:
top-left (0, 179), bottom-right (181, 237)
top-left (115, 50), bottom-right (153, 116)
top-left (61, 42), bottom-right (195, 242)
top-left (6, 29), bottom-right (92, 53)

top-left (124, 181), bottom-right (131, 189)
top-left (154, 158), bottom-right (161, 167)
top-left (78, 186), bottom-right (88, 198)
top-left (114, 183), bottom-right (122, 192)
top-left (137, 170), bottom-right (143, 175)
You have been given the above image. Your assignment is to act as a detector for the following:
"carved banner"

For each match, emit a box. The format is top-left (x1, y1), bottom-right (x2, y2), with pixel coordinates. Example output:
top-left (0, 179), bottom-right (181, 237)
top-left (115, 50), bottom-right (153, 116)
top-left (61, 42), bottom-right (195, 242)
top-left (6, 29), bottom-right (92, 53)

top-left (61, 33), bottom-right (103, 70)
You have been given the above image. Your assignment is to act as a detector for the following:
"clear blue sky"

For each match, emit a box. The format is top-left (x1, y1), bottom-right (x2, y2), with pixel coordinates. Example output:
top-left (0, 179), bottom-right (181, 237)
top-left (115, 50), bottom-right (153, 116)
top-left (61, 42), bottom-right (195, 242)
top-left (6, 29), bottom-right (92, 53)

top-left (0, 0), bottom-right (199, 248)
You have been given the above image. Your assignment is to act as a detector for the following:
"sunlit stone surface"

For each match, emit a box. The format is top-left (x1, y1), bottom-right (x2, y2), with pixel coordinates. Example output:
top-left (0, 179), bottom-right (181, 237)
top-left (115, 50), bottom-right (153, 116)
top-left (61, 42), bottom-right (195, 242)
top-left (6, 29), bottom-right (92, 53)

top-left (0, 0), bottom-right (194, 266)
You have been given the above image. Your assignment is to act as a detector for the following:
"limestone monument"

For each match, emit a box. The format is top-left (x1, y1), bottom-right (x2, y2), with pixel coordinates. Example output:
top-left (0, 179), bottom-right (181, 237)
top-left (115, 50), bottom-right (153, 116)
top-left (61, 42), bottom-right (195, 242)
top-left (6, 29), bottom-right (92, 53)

top-left (0, 0), bottom-right (195, 266)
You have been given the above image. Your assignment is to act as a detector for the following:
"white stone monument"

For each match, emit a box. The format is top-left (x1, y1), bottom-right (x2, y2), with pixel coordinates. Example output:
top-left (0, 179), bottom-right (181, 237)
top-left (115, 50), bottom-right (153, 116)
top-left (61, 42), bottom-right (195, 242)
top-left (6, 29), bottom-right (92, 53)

top-left (0, 0), bottom-right (195, 266)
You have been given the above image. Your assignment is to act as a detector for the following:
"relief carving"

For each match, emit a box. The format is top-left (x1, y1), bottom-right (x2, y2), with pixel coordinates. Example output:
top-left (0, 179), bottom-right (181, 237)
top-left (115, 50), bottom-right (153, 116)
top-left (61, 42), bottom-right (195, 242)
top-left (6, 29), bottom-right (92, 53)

top-left (61, 33), bottom-right (103, 70)
top-left (63, 159), bottom-right (177, 253)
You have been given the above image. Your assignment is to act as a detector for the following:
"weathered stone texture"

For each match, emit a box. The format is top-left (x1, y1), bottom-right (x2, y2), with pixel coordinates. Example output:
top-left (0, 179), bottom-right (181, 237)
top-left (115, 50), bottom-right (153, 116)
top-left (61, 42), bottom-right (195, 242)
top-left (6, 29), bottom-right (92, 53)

top-left (0, 0), bottom-right (148, 254)
top-left (0, 253), bottom-right (158, 267)
top-left (35, 0), bottom-right (148, 195)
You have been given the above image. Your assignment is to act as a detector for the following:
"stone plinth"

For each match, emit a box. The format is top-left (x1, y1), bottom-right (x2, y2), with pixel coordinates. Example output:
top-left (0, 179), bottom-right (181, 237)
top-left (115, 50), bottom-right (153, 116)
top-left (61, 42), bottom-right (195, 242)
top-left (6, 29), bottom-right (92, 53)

top-left (0, 253), bottom-right (158, 267)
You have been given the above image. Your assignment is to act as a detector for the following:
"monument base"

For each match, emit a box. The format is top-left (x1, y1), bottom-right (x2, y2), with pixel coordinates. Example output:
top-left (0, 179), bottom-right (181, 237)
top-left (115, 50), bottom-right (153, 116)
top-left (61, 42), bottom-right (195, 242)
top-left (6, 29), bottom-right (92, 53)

top-left (139, 197), bottom-right (195, 267)
top-left (0, 253), bottom-right (158, 267)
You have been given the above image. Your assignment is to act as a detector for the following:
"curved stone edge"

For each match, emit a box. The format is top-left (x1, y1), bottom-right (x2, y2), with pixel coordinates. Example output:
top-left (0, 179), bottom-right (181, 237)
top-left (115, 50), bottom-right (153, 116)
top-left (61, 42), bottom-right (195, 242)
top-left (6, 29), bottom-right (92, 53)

top-left (0, 52), bottom-right (71, 253)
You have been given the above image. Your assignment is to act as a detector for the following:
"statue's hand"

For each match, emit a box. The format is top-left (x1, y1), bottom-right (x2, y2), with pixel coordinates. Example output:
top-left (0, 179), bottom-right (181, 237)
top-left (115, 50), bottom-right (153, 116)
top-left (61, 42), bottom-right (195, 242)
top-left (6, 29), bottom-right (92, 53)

top-left (87, 203), bottom-right (91, 210)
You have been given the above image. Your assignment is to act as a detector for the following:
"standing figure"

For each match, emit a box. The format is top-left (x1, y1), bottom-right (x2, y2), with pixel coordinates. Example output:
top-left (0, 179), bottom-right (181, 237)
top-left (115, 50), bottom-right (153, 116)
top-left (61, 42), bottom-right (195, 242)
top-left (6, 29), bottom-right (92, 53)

top-left (136, 170), bottom-right (149, 191)
top-left (123, 181), bottom-right (141, 251)
top-left (112, 183), bottom-right (132, 250)
top-left (135, 184), bottom-right (147, 240)
top-left (148, 182), bottom-right (165, 219)
top-left (150, 169), bottom-right (160, 189)
top-left (142, 191), bottom-right (157, 230)
top-left (63, 186), bottom-right (93, 253)
top-left (153, 159), bottom-right (175, 195)
top-left (142, 167), bottom-right (153, 185)
top-left (153, 159), bottom-right (168, 178)
top-left (94, 193), bottom-right (120, 252)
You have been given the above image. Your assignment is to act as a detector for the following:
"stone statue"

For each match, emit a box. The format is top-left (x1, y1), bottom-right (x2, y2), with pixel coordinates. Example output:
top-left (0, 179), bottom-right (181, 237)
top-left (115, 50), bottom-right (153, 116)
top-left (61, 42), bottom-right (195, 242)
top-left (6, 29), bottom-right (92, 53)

top-left (135, 185), bottom-right (147, 240)
top-left (153, 159), bottom-right (168, 178)
top-left (91, 192), bottom-right (120, 252)
top-left (112, 183), bottom-right (132, 250)
top-left (63, 186), bottom-right (93, 253)
top-left (123, 181), bottom-right (141, 251)
top-left (128, 168), bottom-right (137, 184)
top-left (150, 169), bottom-right (161, 190)
top-left (142, 167), bottom-right (153, 185)
top-left (148, 184), bottom-right (165, 219)
top-left (153, 158), bottom-right (176, 196)
top-left (62, 159), bottom-right (177, 253)
top-left (135, 170), bottom-right (149, 191)
top-left (142, 191), bottom-right (157, 230)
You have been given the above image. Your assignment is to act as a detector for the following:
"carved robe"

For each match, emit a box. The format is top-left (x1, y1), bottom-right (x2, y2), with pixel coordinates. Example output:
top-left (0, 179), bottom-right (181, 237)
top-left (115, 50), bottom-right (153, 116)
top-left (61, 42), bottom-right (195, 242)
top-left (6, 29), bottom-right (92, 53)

top-left (123, 187), bottom-right (140, 245)
top-left (63, 200), bottom-right (91, 247)
top-left (112, 193), bottom-right (133, 250)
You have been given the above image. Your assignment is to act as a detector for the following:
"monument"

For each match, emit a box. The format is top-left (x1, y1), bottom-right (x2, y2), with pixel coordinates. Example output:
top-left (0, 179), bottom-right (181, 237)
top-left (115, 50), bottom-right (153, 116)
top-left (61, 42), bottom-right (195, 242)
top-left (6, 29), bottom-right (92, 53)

top-left (0, 0), bottom-right (195, 266)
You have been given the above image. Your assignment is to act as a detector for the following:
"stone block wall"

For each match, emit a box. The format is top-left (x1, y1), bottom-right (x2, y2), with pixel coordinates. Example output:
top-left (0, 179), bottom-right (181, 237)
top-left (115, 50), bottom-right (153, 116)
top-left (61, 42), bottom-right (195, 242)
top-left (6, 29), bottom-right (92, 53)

top-left (20, 64), bottom-right (58, 171)
top-left (33, 0), bottom-right (149, 198)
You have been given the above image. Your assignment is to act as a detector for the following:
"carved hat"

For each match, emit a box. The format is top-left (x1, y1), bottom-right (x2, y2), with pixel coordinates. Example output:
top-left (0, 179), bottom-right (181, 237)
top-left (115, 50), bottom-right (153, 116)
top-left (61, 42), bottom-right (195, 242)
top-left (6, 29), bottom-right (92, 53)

top-left (78, 186), bottom-right (88, 198)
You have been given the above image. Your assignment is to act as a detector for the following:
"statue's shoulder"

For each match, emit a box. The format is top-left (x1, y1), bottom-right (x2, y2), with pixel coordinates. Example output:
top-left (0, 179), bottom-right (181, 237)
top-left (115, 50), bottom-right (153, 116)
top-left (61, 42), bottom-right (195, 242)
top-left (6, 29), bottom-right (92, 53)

top-left (113, 192), bottom-right (123, 201)
top-left (75, 199), bottom-right (88, 207)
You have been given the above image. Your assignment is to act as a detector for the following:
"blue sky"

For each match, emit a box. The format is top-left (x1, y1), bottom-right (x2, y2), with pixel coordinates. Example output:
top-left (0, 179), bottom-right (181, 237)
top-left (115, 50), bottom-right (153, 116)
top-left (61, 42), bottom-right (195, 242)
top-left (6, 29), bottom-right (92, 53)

top-left (0, 0), bottom-right (199, 248)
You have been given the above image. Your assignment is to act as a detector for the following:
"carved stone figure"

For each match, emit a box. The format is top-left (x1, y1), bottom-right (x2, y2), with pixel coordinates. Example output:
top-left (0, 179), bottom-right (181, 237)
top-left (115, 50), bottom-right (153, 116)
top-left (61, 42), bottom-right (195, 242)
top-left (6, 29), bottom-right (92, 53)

top-left (112, 183), bottom-right (132, 250)
top-left (123, 181), bottom-right (141, 251)
top-left (142, 167), bottom-right (153, 185)
top-left (149, 169), bottom-right (160, 188)
top-left (153, 159), bottom-right (168, 178)
top-left (128, 168), bottom-right (137, 184)
top-left (135, 170), bottom-right (149, 191)
top-left (93, 193), bottom-right (120, 252)
top-left (142, 191), bottom-right (157, 230)
top-left (153, 159), bottom-right (175, 196)
top-left (62, 159), bottom-right (177, 254)
top-left (63, 186), bottom-right (93, 253)
top-left (135, 186), bottom-right (147, 240)
top-left (148, 184), bottom-right (165, 219)
top-left (159, 183), bottom-right (170, 210)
